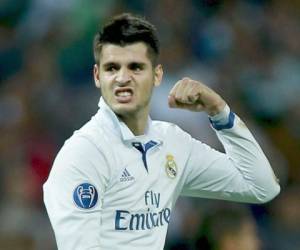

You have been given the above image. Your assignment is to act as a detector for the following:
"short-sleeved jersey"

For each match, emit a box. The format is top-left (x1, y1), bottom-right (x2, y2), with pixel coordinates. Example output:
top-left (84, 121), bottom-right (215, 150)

top-left (43, 98), bottom-right (280, 250)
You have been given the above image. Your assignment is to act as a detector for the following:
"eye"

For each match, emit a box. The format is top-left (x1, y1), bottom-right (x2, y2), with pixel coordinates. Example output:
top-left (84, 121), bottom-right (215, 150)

top-left (105, 66), bottom-right (116, 72)
top-left (129, 63), bottom-right (144, 72)
top-left (104, 64), bottom-right (119, 72)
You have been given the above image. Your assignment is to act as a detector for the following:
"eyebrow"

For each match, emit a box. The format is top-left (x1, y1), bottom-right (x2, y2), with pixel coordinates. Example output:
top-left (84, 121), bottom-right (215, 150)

top-left (102, 61), bottom-right (147, 68)
top-left (102, 62), bottom-right (118, 68)
top-left (129, 62), bottom-right (147, 67)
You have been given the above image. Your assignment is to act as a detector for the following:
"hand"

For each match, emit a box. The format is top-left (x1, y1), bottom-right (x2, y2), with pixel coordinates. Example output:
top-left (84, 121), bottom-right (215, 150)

top-left (168, 77), bottom-right (226, 116)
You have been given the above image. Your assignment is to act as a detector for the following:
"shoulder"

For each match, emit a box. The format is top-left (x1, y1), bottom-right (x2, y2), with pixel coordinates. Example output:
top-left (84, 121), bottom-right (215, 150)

top-left (51, 119), bottom-right (112, 179)
top-left (151, 120), bottom-right (192, 141)
top-left (62, 114), bottom-right (113, 160)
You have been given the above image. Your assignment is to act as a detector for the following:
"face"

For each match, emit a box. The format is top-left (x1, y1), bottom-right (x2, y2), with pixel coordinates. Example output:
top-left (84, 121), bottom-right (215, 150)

top-left (94, 42), bottom-right (163, 118)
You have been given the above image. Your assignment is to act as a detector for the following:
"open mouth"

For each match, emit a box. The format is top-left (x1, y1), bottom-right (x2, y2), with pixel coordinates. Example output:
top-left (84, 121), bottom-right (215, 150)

top-left (114, 88), bottom-right (134, 103)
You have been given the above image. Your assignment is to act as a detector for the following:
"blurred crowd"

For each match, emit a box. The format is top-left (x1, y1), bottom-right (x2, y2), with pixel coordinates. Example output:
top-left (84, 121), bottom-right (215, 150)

top-left (0, 0), bottom-right (299, 249)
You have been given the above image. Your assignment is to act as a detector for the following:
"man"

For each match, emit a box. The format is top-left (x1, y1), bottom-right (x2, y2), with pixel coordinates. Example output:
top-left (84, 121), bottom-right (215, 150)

top-left (43, 13), bottom-right (280, 250)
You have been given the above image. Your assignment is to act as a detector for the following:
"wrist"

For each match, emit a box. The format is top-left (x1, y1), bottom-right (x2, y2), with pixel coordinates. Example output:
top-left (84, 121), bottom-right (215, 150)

top-left (209, 104), bottom-right (230, 122)
top-left (209, 104), bottom-right (235, 130)
top-left (207, 101), bottom-right (226, 116)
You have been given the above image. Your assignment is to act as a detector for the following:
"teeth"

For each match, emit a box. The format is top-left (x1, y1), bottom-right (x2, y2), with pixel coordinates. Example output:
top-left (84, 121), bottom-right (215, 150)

top-left (117, 91), bottom-right (131, 97)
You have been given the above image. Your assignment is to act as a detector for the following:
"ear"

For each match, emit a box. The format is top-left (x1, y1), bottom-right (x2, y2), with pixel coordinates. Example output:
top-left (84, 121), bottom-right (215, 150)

top-left (94, 64), bottom-right (101, 88)
top-left (154, 64), bottom-right (163, 87)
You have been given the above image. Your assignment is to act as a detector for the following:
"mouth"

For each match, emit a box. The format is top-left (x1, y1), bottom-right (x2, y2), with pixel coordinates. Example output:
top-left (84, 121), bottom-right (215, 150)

top-left (114, 87), bottom-right (134, 103)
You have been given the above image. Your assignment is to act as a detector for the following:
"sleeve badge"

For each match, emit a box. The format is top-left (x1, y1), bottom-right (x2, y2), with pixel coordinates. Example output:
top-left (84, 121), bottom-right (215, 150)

top-left (73, 183), bottom-right (98, 209)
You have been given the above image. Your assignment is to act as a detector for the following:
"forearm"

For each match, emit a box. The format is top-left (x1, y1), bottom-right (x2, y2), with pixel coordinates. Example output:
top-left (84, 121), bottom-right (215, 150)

top-left (210, 106), bottom-right (280, 203)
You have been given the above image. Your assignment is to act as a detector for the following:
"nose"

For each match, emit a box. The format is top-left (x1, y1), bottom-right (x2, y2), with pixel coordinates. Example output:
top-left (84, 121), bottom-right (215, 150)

top-left (115, 68), bottom-right (131, 85)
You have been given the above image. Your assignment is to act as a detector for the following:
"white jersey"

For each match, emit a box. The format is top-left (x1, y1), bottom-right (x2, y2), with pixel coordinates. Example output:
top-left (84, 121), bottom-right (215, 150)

top-left (43, 98), bottom-right (280, 250)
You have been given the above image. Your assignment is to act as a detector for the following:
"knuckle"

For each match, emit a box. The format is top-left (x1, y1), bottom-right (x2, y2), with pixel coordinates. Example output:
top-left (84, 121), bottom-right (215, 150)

top-left (181, 78), bottom-right (190, 86)
top-left (182, 77), bottom-right (190, 82)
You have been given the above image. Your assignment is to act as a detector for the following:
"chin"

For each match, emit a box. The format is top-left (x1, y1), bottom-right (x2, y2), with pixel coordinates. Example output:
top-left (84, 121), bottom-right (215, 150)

top-left (111, 103), bottom-right (138, 116)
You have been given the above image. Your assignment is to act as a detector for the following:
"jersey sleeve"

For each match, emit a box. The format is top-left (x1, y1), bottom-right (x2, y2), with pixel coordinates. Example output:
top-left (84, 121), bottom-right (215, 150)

top-left (181, 110), bottom-right (280, 204)
top-left (43, 136), bottom-right (110, 250)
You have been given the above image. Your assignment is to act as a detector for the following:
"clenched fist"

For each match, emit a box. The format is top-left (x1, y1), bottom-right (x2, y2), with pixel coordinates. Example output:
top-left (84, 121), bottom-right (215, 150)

top-left (168, 77), bottom-right (226, 116)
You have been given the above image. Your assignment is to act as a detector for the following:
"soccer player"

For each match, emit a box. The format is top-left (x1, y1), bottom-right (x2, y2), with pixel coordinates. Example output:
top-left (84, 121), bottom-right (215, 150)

top-left (43, 13), bottom-right (280, 250)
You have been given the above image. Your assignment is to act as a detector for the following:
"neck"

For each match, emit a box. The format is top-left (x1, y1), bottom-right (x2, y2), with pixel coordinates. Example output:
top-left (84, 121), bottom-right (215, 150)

top-left (118, 108), bottom-right (149, 136)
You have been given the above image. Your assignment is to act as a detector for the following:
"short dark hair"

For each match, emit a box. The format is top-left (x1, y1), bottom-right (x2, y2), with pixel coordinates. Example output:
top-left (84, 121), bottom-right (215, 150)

top-left (93, 13), bottom-right (160, 65)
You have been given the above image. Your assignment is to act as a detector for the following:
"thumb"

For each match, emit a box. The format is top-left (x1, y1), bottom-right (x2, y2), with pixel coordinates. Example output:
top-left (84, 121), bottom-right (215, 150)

top-left (168, 95), bottom-right (192, 110)
top-left (168, 95), bottom-right (206, 111)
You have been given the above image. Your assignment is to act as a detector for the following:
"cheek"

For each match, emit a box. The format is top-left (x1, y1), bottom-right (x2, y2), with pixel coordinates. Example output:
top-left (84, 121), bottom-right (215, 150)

top-left (139, 83), bottom-right (154, 101)
top-left (99, 75), bottom-right (114, 90)
top-left (142, 74), bottom-right (155, 89)
top-left (137, 77), bottom-right (153, 92)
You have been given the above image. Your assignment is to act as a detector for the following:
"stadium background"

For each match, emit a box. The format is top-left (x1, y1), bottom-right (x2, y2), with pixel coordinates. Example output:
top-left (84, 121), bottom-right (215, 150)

top-left (0, 0), bottom-right (299, 249)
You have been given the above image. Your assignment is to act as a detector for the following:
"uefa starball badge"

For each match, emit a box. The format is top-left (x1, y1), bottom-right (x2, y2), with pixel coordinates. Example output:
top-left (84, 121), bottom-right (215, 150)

top-left (165, 154), bottom-right (177, 179)
top-left (73, 183), bottom-right (98, 209)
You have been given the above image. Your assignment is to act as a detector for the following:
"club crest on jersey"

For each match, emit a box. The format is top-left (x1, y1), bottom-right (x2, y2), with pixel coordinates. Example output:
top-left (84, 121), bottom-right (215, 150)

top-left (73, 183), bottom-right (98, 209)
top-left (165, 154), bottom-right (177, 179)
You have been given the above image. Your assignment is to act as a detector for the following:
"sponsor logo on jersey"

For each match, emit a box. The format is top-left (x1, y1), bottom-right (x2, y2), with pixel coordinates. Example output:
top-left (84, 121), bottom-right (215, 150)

top-left (115, 207), bottom-right (171, 231)
top-left (120, 168), bottom-right (135, 182)
top-left (115, 190), bottom-right (171, 231)
top-left (73, 183), bottom-right (98, 209)
top-left (165, 154), bottom-right (177, 179)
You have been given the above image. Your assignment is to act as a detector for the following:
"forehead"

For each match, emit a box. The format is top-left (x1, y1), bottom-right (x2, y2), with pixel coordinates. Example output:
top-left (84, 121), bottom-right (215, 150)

top-left (99, 42), bottom-right (151, 64)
